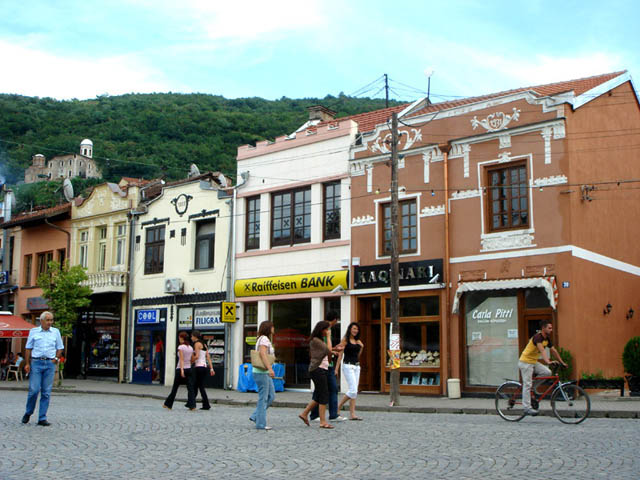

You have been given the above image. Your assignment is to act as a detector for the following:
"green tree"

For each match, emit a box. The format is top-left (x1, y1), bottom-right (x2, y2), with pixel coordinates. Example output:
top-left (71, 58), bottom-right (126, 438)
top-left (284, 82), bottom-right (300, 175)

top-left (37, 261), bottom-right (92, 338)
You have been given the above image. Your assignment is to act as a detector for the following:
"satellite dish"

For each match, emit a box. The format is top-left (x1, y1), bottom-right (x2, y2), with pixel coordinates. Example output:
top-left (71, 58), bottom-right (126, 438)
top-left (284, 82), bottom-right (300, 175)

top-left (189, 164), bottom-right (201, 177)
top-left (217, 173), bottom-right (228, 188)
top-left (63, 178), bottom-right (75, 201)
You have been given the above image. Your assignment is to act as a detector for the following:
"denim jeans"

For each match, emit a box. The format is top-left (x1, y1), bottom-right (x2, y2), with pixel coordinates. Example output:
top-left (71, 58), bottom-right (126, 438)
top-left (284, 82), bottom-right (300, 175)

top-left (25, 358), bottom-right (56, 421)
top-left (310, 367), bottom-right (338, 420)
top-left (251, 373), bottom-right (275, 429)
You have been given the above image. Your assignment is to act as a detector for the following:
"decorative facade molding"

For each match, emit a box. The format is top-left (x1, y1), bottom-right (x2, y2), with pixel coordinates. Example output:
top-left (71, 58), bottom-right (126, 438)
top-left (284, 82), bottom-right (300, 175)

top-left (481, 231), bottom-right (535, 252)
top-left (422, 152), bottom-right (430, 184)
top-left (451, 189), bottom-right (481, 200)
top-left (366, 164), bottom-right (373, 192)
top-left (471, 107), bottom-right (521, 132)
top-left (350, 160), bottom-right (368, 176)
top-left (541, 126), bottom-right (553, 164)
top-left (420, 205), bottom-right (445, 217)
top-left (553, 123), bottom-right (566, 139)
top-left (351, 215), bottom-right (375, 227)
top-left (533, 175), bottom-right (568, 187)
top-left (370, 128), bottom-right (422, 154)
top-left (452, 143), bottom-right (472, 178)
top-left (497, 151), bottom-right (511, 163)
top-left (499, 134), bottom-right (511, 149)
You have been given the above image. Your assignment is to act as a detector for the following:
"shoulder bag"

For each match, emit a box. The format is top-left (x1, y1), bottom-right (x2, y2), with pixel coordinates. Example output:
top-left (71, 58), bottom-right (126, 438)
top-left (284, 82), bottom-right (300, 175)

top-left (251, 336), bottom-right (276, 369)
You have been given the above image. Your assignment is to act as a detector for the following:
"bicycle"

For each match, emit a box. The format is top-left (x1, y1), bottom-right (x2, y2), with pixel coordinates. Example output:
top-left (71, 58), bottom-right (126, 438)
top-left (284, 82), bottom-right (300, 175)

top-left (495, 364), bottom-right (590, 424)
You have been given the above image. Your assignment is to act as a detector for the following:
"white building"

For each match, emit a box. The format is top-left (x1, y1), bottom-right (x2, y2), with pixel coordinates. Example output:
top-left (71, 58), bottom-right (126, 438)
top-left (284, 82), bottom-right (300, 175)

top-left (128, 173), bottom-right (232, 388)
top-left (233, 106), bottom-right (354, 389)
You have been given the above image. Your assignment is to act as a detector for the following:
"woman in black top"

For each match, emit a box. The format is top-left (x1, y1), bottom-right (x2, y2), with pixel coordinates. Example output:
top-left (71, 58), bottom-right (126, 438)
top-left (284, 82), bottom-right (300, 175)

top-left (337, 323), bottom-right (364, 420)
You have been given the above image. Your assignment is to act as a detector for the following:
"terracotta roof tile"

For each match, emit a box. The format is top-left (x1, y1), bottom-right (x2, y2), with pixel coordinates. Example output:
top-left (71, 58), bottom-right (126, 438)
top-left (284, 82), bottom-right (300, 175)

top-left (337, 71), bottom-right (626, 134)
top-left (0, 202), bottom-right (71, 228)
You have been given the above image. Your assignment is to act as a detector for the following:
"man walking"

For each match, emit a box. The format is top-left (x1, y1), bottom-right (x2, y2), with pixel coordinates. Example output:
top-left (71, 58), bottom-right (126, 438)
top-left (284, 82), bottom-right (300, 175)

top-left (310, 310), bottom-right (346, 422)
top-left (22, 311), bottom-right (64, 426)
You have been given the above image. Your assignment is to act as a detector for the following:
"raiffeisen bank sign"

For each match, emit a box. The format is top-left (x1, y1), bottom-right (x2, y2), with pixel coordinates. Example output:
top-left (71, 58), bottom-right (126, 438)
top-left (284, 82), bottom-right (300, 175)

top-left (235, 270), bottom-right (349, 297)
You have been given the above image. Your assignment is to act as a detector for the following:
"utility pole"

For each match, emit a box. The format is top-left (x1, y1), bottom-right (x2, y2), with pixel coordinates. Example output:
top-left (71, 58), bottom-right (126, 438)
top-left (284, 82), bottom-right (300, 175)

top-left (389, 112), bottom-right (400, 406)
top-left (384, 74), bottom-right (389, 108)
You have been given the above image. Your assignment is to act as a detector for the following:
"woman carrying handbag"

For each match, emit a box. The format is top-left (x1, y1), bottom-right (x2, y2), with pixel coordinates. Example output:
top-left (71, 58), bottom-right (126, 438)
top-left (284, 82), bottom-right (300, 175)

top-left (250, 321), bottom-right (276, 430)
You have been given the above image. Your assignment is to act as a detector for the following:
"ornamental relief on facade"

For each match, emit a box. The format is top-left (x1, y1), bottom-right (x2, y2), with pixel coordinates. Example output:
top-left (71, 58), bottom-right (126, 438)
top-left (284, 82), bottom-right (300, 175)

top-left (471, 107), bottom-right (521, 132)
top-left (351, 215), bottom-right (375, 227)
top-left (481, 232), bottom-right (535, 252)
top-left (370, 128), bottom-right (422, 154)
top-left (420, 205), bottom-right (445, 217)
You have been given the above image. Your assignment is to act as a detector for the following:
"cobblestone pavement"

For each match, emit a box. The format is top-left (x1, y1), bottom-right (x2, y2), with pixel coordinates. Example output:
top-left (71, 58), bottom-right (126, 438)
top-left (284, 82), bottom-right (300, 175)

top-left (3, 391), bottom-right (639, 480)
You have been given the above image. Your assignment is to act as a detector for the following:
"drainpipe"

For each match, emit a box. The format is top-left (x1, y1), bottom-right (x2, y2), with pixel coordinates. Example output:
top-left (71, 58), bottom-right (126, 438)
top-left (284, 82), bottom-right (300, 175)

top-left (440, 144), bottom-right (453, 385)
top-left (44, 218), bottom-right (71, 262)
top-left (224, 172), bottom-right (249, 389)
top-left (124, 180), bottom-right (160, 382)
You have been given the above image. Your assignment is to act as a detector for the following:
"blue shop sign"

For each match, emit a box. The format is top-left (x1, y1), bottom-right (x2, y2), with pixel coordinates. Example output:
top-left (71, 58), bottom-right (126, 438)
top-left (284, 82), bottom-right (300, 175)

top-left (137, 309), bottom-right (159, 324)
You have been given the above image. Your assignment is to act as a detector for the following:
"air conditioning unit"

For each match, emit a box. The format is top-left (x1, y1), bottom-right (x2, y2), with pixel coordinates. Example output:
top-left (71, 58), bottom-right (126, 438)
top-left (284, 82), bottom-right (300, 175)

top-left (164, 278), bottom-right (184, 294)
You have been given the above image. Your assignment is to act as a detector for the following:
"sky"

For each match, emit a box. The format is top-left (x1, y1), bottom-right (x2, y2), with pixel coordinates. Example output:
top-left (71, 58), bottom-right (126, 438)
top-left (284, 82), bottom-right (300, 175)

top-left (0, 0), bottom-right (638, 103)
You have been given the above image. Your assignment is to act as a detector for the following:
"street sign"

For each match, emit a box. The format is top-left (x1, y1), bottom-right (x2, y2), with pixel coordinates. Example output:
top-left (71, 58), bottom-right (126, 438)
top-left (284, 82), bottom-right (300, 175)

top-left (222, 302), bottom-right (236, 323)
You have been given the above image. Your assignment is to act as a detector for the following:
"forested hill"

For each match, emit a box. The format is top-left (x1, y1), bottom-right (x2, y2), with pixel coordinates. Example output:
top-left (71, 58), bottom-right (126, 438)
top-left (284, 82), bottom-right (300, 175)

top-left (0, 93), bottom-right (404, 185)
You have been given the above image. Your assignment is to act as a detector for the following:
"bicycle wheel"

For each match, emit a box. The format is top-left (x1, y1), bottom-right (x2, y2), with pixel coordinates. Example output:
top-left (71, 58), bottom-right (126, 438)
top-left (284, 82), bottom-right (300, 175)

top-left (551, 384), bottom-right (590, 424)
top-left (495, 381), bottom-right (526, 422)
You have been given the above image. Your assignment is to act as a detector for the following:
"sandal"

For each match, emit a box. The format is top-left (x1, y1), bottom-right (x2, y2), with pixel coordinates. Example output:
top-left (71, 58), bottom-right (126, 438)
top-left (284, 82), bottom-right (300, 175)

top-left (298, 414), bottom-right (310, 427)
top-left (319, 424), bottom-right (334, 429)
top-left (350, 416), bottom-right (363, 421)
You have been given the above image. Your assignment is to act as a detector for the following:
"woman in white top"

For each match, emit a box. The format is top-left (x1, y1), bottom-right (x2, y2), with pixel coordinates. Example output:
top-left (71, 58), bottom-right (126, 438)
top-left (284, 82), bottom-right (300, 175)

top-left (163, 332), bottom-right (195, 409)
top-left (191, 330), bottom-right (215, 410)
top-left (250, 321), bottom-right (276, 430)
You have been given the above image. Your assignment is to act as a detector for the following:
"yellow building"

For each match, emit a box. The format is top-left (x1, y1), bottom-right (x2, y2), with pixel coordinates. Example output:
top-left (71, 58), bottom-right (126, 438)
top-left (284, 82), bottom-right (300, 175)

top-left (70, 178), bottom-right (145, 382)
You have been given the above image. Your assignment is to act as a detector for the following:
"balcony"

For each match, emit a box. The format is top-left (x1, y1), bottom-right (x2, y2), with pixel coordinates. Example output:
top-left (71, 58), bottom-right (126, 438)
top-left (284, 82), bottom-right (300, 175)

top-left (82, 271), bottom-right (128, 294)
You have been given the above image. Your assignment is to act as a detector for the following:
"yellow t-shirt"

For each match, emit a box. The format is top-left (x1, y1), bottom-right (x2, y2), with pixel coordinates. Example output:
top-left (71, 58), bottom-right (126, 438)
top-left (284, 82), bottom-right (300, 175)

top-left (519, 333), bottom-right (552, 364)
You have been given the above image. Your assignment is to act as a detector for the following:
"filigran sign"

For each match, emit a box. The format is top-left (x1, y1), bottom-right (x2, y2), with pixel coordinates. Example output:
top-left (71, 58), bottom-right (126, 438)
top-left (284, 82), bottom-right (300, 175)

top-left (235, 270), bottom-right (348, 297)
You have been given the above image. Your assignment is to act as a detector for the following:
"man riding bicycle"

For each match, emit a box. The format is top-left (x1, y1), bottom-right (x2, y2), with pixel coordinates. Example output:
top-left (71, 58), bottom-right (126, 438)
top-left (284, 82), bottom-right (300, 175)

top-left (518, 320), bottom-right (567, 416)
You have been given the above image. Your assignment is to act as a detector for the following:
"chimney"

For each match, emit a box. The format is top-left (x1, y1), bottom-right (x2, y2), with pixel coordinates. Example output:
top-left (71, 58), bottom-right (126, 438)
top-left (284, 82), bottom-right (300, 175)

top-left (307, 105), bottom-right (336, 123)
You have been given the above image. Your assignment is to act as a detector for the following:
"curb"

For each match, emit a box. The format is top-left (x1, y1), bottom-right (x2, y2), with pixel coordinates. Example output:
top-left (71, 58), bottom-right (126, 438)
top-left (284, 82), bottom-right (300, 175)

top-left (2, 385), bottom-right (638, 418)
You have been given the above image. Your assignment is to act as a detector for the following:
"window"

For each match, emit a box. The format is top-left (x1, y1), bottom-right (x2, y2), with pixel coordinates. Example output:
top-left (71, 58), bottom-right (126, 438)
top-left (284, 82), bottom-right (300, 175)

top-left (23, 255), bottom-right (32, 286)
top-left (57, 248), bottom-right (66, 268)
top-left (245, 196), bottom-right (260, 250)
top-left (37, 252), bottom-right (53, 276)
top-left (144, 226), bottom-right (165, 274)
top-left (115, 224), bottom-right (126, 266)
top-left (194, 220), bottom-right (215, 270)
top-left (97, 226), bottom-right (107, 271)
top-left (242, 303), bottom-right (258, 363)
top-left (382, 199), bottom-right (417, 255)
top-left (323, 181), bottom-right (341, 240)
top-left (487, 163), bottom-right (529, 231)
top-left (271, 188), bottom-right (311, 247)
top-left (79, 245), bottom-right (88, 268)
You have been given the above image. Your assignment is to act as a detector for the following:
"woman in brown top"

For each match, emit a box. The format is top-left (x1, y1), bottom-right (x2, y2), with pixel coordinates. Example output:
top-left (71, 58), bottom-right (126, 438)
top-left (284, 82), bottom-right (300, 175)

top-left (298, 321), bottom-right (334, 429)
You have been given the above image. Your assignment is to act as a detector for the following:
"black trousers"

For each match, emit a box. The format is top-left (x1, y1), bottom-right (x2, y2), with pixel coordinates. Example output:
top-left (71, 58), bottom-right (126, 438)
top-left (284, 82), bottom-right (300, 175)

top-left (163, 368), bottom-right (195, 409)
top-left (192, 367), bottom-right (211, 409)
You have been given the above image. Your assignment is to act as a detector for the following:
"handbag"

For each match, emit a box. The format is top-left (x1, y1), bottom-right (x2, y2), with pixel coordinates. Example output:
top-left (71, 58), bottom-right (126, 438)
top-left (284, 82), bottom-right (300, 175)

top-left (251, 336), bottom-right (276, 369)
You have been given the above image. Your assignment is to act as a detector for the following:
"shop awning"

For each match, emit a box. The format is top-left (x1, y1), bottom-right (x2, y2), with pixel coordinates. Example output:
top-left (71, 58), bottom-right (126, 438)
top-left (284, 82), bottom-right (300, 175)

top-left (452, 277), bottom-right (558, 313)
top-left (0, 315), bottom-right (35, 338)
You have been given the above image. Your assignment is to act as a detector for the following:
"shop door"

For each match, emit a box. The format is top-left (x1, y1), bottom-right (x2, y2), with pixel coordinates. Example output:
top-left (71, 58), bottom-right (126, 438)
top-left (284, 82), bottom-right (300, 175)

top-left (201, 329), bottom-right (225, 389)
top-left (357, 297), bottom-right (381, 392)
top-left (132, 329), bottom-right (153, 384)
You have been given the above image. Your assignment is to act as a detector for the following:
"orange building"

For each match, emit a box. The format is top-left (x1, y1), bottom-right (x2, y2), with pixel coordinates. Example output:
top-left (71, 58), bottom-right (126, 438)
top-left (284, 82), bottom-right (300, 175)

top-left (347, 71), bottom-right (640, 394)
top-left (2, 203), bottom-right (71, 323)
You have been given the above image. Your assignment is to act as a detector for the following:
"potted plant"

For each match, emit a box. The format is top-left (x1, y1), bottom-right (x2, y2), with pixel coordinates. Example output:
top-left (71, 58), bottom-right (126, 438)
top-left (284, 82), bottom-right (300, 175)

top-left (622, 336), bottom-right (640, 397)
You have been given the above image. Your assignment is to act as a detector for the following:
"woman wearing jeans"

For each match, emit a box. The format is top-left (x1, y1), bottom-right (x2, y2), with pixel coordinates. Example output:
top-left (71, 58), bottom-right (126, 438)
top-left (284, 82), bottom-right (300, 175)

top-left (337, 322), bottom-right (364, 420)
top-left (250, 321), bottom-right (276, 430)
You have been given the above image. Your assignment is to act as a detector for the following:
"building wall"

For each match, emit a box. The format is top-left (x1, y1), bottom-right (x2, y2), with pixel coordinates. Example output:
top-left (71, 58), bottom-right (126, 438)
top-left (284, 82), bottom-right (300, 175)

top-left (131, 179), bottom-right (232, 386)
top-left (14, 220), bottom-right (70, 319)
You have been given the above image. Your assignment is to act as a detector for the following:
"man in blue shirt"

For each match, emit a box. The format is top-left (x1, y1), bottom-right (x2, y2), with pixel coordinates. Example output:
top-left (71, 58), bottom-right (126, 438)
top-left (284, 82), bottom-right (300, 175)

top-left (22, 311), bottom-right (64, 426)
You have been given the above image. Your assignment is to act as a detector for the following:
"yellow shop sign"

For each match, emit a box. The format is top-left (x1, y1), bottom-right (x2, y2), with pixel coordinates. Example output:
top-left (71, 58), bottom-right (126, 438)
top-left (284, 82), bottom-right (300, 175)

top-left (235, 270), bottom-right (348, 297)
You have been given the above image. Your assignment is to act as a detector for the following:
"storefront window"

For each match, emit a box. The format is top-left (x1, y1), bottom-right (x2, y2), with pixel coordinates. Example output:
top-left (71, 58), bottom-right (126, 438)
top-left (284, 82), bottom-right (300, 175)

top-left (243, 303), bottom-right (258, 363)
top-left (386, 296), bottom-right (439, 317)
top-left (525, 288), bottom-right (551, 309)
top-left (465, 291), bottom-right (519, 386)
top-left (386, 322), bottom-right (441, 368)
top-left (271, 299), bottom-right (311, 387)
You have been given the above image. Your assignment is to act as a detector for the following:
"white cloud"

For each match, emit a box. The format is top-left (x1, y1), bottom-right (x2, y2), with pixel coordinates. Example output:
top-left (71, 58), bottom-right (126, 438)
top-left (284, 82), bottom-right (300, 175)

top-left (0, 40), bottom-right (170, 99)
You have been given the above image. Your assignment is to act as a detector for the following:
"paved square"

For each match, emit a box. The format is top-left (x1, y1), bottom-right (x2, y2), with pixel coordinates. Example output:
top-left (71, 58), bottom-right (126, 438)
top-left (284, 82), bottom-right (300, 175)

top-left (2, 391), bottom-right (639, 479)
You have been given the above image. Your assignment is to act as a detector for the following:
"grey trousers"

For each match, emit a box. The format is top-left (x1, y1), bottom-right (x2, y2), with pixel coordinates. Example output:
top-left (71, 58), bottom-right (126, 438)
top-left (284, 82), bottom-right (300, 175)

top-left (518, 361), bottom-right (550, 409)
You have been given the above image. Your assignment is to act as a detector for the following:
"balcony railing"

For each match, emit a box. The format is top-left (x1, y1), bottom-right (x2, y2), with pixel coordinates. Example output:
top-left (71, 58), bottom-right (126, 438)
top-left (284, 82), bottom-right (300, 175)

top-left (82, 271), bottom-right (128, 293)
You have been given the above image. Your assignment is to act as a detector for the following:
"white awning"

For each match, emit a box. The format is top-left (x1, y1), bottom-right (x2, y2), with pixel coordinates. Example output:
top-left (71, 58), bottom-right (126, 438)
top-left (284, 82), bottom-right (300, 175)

top-left (452, 277), bottom-right (558, 313)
